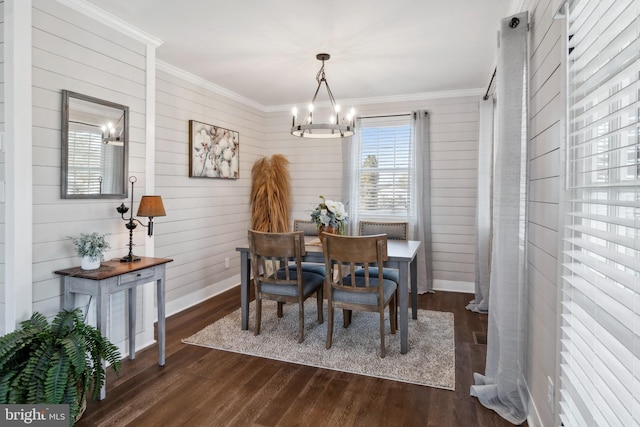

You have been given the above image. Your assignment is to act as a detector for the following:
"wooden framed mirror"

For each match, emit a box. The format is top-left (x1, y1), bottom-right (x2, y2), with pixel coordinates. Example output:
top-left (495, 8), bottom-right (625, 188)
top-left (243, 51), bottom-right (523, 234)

top-left (61, 90), bottom-right (129, 199)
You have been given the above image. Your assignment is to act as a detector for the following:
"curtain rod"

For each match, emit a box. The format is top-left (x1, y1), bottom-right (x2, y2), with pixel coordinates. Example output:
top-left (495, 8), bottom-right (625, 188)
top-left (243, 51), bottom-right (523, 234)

top-left (357, 113), bottom-right (412, 119)
top-left (483, 67), bottom-right (497, 100)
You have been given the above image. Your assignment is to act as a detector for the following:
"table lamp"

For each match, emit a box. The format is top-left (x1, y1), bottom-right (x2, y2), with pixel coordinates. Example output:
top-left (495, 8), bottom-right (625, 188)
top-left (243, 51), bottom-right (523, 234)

top-left (117, 176), bottom-right (166, 262)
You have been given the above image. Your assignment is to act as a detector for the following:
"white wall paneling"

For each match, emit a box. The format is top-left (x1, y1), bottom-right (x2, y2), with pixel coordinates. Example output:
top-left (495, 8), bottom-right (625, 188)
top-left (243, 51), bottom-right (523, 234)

top-left (4, 0), bottom-right (32, 333)
top-left (0, 0), bottom-right (6, 334)
top-left (265, 94), bottom-right (481, 291)
top-left (28, 0), bottom-right (149, 353)
top-left (153, 67), bottom-right (262, 313)
top-left (519, 0), bottom-right (564, 425)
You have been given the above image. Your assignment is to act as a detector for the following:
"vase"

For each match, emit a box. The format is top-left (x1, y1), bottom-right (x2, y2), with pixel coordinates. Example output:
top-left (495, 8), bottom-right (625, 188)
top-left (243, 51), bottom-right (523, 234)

top-left (318, 225), bottom-right (338, 242)
top-left (81, 256), bottom-right (101, 270)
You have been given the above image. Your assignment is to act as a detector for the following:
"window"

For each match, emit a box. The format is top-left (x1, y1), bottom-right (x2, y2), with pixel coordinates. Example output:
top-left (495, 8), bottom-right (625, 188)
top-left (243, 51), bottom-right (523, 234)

top-left (356, 116), bottom-right (413, 217)
top-left (560, 0), bottom-right (639, 425)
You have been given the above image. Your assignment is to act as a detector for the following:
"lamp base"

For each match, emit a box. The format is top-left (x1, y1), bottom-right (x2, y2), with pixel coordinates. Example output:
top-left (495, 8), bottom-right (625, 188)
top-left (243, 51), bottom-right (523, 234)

top-left (120, 254), bottom-right (141, 263)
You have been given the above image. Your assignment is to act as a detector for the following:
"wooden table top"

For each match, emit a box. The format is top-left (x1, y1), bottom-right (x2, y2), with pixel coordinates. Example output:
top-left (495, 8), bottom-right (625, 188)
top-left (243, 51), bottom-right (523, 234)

top-left (54, 256), bottom-right (173, 280)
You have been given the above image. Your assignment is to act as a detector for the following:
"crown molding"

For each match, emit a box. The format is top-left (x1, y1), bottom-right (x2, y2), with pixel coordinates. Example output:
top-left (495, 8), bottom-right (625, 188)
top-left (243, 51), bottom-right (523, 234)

top-left (156, 61), bottom-right (267, 112)
top-left (265, 88), bottom-right (486, 113)
top-left (56, 0), bottom-right (163, 47)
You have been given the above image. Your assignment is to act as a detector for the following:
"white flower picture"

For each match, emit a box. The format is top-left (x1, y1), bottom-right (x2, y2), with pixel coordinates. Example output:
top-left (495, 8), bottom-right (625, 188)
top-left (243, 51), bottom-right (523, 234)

top-left (189, 120), bottom-right (239, 179)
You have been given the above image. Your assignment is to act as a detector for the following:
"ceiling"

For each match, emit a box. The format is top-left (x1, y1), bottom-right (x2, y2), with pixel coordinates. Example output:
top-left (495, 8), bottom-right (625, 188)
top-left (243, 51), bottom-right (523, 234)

top-left (86, 0), bottom-right (514, 109)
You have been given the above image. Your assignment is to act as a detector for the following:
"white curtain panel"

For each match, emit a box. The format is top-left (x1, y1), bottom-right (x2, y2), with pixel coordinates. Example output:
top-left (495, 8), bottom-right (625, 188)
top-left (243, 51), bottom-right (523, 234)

top-left (412, 110), bottom-right (433, 293)
top-left (470, 11), bottom-right (529, 424)
top-left (341, 134), bottom-right (357, 236)
top-left (466, 97), bottom-right (494, 313)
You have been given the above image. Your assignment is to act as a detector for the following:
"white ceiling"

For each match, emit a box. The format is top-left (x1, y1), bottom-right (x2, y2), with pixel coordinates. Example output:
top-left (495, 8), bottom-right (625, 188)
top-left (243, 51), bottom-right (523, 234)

top-left (85, 0), bottom-right (514, 109)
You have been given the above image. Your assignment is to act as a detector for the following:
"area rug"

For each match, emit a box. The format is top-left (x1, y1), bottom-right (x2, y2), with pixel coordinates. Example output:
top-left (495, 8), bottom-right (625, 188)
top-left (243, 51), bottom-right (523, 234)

top-left (182, 300), bottom-right (455, 390)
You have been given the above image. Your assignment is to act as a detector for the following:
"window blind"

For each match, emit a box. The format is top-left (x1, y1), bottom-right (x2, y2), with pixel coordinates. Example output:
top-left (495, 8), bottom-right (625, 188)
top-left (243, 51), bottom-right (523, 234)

top-left (67, 123), bottom-right (106, 195)
top-left (356, 116), bottom-right (412, 216)
top-left (560, 0), bottom-right (639, 425)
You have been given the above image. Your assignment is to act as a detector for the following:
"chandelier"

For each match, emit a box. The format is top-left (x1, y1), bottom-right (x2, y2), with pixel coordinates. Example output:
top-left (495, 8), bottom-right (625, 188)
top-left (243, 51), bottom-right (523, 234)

top-left (291, 53), bottom-right (355, 139)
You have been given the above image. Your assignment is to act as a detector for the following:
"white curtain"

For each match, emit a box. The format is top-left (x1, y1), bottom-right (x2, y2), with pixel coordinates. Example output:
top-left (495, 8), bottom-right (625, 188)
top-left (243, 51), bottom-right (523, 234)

top-left (466, 97), bottom-right (494, 313)
top-left (470, 11), bottom-right (529, 424)
top-left (412, 110), bottom-right (433, 293)
top-left (342, 134), bottom-right (357, 236)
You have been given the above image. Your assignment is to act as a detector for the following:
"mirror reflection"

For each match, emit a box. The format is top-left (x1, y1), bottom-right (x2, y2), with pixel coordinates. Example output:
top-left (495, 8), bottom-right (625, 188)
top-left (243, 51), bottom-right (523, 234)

top-left (61, 90), bottom-right (129, 199)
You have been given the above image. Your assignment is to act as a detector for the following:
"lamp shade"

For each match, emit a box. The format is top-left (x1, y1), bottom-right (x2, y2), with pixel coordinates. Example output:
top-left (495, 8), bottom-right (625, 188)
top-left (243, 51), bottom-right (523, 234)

top-left (137, 196), bottom-right (166, 217)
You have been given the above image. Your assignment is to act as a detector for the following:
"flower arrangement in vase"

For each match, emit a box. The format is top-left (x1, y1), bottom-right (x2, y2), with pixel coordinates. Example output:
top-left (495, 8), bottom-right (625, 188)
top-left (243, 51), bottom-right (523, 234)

top-left (310, 195), bottom-right (348, 240)
top-left (70, 232), bottom-right (110, 270)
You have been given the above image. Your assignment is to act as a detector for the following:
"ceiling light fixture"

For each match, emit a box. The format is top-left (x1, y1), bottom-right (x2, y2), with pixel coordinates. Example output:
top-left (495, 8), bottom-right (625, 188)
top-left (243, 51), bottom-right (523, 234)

top-left (291, 53), bottom-right (355, 139)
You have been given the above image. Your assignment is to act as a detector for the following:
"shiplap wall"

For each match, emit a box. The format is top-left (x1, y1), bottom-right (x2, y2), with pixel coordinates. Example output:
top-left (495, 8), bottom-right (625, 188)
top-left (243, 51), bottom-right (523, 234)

top-left (154, 67), bottom-right (262, 315)
top-left (264, 95), bottom-right (480, 291)
top-left (520, 0), bottom-right (564, 426)
top-left (0, 0), bottom-right (5, 333)
top-left (30, 0), bottom-right (149, 330)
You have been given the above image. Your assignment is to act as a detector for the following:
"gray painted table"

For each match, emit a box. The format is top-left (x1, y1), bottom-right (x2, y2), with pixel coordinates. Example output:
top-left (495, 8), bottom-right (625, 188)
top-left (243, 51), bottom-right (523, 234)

top-left (55, 256), bottom-right (173, 399)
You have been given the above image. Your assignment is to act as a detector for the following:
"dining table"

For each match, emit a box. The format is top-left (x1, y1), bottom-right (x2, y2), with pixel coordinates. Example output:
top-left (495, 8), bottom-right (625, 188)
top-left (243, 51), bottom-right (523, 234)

top-left (236, 237), bottom-right (422, 354)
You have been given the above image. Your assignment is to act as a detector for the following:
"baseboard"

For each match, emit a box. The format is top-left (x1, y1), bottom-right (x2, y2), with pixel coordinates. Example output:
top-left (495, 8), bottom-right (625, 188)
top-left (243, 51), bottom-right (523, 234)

top-left (165, 274), bottom-right (241, 318)
top-left (432, 279), bottom-right (474, 293)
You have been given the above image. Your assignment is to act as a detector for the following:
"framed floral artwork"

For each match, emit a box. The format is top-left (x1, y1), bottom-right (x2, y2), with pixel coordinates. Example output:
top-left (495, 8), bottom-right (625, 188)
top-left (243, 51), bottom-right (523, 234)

top-left (189, 120), bottom-right (239, 179)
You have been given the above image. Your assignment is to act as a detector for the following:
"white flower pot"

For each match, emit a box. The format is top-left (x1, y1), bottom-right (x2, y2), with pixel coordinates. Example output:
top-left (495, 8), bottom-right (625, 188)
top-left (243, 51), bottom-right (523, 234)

top-left (81, 256), bottom-right (101, 270)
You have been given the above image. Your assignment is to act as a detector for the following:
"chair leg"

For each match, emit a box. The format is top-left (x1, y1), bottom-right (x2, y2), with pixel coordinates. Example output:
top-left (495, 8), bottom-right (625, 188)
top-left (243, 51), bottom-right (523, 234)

top-left (316, 287), bottom-right (324, 324)
top-left (343, 309), bottom-right (352, 328)
top-left (277, 301), bottom-right (284, 318)
top-left (379, 309), bottom-right (386, 358)
top-left (390, 293), bottom-right (397, 334)
top-left (255, 297), bottom-right (262, 336)
top-left (298, 302), bottom-right (304, 343)
top-left (326, 302), bottom-right (334, 350)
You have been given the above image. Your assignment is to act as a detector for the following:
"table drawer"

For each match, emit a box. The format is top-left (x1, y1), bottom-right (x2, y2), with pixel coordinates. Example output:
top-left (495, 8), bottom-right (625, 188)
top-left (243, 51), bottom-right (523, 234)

top-left (119, 267), bottom-right (155, 285)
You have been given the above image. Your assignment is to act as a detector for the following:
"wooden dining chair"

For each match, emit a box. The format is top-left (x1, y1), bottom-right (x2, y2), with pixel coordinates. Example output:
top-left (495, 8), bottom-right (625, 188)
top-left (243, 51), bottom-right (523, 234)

top-left (322, 233), bottom-right (397, 358)
top-left (356, 221), bottom-right (409, 286)
top-left (291, 219), bottom-right (326, 277)
top-left (248, 230), bottom-right (324, 343)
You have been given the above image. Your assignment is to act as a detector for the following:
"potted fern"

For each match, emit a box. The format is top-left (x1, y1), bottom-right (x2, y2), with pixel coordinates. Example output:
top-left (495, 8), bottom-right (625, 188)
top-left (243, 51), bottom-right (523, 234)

top-left (0, 308), bottom-right (121, 422)
top-left (70, 232), bottom-right (110, 270)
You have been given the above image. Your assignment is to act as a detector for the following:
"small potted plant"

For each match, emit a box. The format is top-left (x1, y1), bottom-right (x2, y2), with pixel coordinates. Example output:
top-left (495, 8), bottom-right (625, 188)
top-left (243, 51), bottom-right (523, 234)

top-left (70, 232), bottom-right (110, 270)
top-left (0, 308), bottom-right (121, 422)
top-left (310, 195), bottom-right (349, 241)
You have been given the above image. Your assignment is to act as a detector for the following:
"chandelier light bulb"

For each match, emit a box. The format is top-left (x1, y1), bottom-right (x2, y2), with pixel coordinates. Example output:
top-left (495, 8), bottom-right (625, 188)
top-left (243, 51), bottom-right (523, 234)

top-left (292, 107), bottom-right (297, 117)
top-left (308, 104), bottom-right (314, 112)
top-left (335, 105), bottom-right (341, 113)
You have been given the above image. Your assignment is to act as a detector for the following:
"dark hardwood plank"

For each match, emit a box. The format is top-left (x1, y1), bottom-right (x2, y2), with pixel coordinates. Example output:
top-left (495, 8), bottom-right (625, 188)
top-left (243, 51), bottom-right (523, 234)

top-left (76, 287), bottom-right (527, 427)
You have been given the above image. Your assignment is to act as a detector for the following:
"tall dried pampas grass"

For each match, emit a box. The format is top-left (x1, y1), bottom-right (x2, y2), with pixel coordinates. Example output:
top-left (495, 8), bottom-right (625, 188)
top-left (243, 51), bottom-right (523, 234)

top-left (250, 154), bottom-right (291, 232)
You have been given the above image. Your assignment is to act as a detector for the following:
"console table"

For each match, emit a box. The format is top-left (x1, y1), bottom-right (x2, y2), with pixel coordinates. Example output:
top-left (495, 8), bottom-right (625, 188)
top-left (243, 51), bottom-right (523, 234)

top-left (55, 256), bottom-right (173, 399)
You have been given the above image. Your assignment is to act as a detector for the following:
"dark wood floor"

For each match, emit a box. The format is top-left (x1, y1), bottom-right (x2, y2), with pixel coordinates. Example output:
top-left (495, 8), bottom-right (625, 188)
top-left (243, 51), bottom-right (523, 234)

top-left (77, 287), bottom-right (525, 427)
